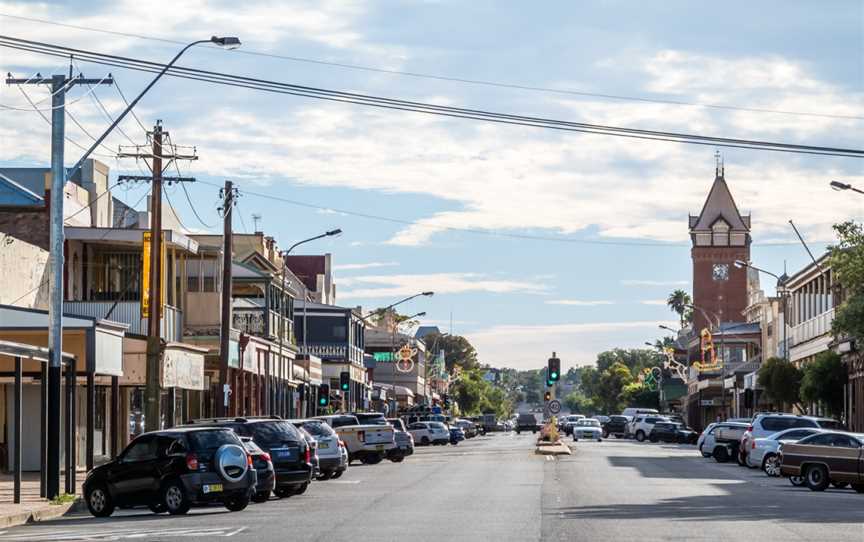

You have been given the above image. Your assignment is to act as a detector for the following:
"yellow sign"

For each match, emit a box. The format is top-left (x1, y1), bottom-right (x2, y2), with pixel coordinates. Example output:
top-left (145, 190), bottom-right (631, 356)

top-left (694, 328), bottom-right (722, 372)
top-left (141, 232), bottom-right (166, 320)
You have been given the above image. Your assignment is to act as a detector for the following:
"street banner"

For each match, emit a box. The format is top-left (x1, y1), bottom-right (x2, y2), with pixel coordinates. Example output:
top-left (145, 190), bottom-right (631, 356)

top-left (141, 231), bottom-right (166, 319)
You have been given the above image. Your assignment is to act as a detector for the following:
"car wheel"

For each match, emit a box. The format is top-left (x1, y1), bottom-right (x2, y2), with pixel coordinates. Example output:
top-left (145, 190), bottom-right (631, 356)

top-left (762, 454), bottom-right (781, 477)
top-left (331, 469), bottom-right (344, 479)
top-left (251, 491), bottom-right (270, 503)
top-left (162, 481), bottom-right (191, 515)
top-left (598, 438), bottom-right (603, 442)
top-left (789, 475), bottom-right (805, 487)
top-left (831, 481), bottom-right (849, 489)
top-left (274, 487), bottom-right (293, 499)
top-left (713, 446), bottom-right (729, 463)
top-left (804, 465), bottom-right (830, 492)
top-left (635, 431), bottom-right (645, 442)
top-left (649, 435), bottom-right (659, 443)
top-left (851, 483), bottom-right (864, 493)
top-left (317, 470), bottom-right (333, 481)
top-left (602, 429), bottom-right (609, 438)
top-left (572, 437), bottom-right (579, 442)
top-left (147, 502), bottom-right (167, 514)
top-left (361, 454), bottom-right (383, 465)
top-left (736, 451), bottom-right (747, 467)
top-left (614, 434), bottom-right (622, 439)
top-left (421, 437), bottom-right (430, 445)
top-left (224, 492), bottom-right (250, 512)
top-left (85, 483), bottom-right (114, 518)
top-left (293, 483), bottom-right (309, 495)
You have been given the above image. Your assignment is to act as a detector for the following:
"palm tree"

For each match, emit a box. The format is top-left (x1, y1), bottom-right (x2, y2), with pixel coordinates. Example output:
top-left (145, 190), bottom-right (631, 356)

top-left (666, 289), bottom-right (692, 328)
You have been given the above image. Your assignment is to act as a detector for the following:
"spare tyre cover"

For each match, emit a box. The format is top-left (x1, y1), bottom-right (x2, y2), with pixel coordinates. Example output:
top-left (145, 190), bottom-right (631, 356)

top-left (215, 444), bottom-right (248, 483)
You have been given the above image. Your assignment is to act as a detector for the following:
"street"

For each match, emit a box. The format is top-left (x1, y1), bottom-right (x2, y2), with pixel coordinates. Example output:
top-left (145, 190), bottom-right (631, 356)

top-left (1, 433), bottom-right (862, 541)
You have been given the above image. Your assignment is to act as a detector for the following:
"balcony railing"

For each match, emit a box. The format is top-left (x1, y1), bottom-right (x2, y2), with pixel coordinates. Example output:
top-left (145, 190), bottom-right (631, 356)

top-left (232, 306), bottom-right (293, 343)
top-left (790, 308), bottom-right (835, 347)
top-left (63, 301), bottom-right (182, 342)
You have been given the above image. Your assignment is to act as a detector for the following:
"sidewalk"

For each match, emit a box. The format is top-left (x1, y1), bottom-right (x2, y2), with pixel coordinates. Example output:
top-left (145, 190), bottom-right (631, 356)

top-left (0, 472), bottom-right (84, 528)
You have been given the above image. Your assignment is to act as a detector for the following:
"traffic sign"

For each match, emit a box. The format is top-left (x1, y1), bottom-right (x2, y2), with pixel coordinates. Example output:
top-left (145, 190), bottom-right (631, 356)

top-left (547, 399), bottom-right (561, 414)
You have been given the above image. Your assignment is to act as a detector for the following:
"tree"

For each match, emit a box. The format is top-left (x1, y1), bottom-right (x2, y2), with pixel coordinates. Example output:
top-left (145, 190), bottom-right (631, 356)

top-left (800, 351), bottom-right (847, 419)
top-left (620, 383), bottom-right (660, 410)
top-left (758, 357), bottom-right (803, 411)
top-left (423, 332), bottom-right (479, 372)
top-left (829, 221), bottom-right (864, 342)
top-left (562, 391), bottom-right (593, 414)
top-left (595, 362), bottom-right (633, 413)
top-left (666, 289), bottom-right (692, 329)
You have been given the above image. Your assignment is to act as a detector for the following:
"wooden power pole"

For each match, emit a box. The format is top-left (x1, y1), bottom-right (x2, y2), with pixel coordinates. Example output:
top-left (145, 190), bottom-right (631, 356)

top-left (217, 180), bottom-right (237, 417)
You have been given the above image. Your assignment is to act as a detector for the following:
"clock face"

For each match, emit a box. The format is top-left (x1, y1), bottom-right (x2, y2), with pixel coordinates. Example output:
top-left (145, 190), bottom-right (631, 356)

top-left (713, 263), bottom-right (729, 281)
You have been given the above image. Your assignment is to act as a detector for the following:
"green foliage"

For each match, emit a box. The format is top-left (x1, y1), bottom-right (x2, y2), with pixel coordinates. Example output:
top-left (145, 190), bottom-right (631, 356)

top-left (594, 361), bottom-right (634, 413)
top-left (758, 357), bottom-right (803, 411)
top-left (595, 348), bottom-right (663, 374)
top-left (829, 221), bottom-right (864, 342)
top-left (50, 493), bottom-right (77, 505)
top-left (832, 293), bottom-right (864, 343)
top-left (423, 332), bottom-right (479, 372)
top-left (620, 383), bottom-right (660, 409)
top-left (562, 391), bottom-right (594, 414)
top-left (450, 369), bottom-right (512, 419)
top-left (667, 289), bottom-right (692, 328)
top-left (800, 351), bottom-right (847, 418)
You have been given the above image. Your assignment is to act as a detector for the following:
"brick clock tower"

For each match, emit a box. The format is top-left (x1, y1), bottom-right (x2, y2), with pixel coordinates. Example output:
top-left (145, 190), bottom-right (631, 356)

top-left (689, 165), bottom-right (751, 333)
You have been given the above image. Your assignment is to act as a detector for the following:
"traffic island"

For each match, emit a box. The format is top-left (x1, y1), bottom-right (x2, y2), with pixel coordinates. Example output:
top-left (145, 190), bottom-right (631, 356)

top-left (535, 440), bottom-right (572, 455)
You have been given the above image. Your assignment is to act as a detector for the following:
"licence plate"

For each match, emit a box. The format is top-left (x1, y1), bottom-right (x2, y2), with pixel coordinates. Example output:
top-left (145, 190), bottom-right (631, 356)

top-left (271, 448), bottom-right (297, 461)
top-left (319, 442), bottom-right (329, 449)
top-left (202, 483), bottom-right (223, 494)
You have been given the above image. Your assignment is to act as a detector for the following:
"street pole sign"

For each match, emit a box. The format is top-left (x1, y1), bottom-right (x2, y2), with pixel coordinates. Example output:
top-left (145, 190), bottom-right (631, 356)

top-left (548, 399), bottom-right (562, 414)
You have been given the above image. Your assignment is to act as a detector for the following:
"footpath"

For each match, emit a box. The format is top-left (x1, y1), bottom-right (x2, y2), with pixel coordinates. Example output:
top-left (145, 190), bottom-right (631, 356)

top-left (0, 472), bottom-right (83, 529)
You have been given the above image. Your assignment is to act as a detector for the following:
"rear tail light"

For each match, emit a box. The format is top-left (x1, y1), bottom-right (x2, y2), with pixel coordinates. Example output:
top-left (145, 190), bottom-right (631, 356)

top-left (247, 453), bottom-right (254, 467)
top-left (747, 425), bottom-right (753, 432)
top-left (185, 453), bottom-right (199, 471)
top-left (304, 447), bottom-right (311, 464)
top-left (261, 452), bottom-right (271, 463)
top-left (751, 440), bottom-right (756, 449)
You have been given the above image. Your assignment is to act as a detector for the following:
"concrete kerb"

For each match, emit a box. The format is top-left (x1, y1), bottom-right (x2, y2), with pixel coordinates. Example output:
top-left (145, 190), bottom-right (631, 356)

top-left (0, 498), bottom-right (85, 529)
top-left (534, 439), bottom-right (572, 455)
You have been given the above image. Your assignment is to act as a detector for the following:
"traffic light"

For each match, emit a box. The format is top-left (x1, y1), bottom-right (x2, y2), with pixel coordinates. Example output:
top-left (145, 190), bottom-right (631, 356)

top-left (544, 391), bottom-right (552, 402)
top-left (318, 384), bottom-right (330, 407)
top-left (340, 371), bottom-right (350, 392)
top-left (548, 355), bottom-right (561, 383)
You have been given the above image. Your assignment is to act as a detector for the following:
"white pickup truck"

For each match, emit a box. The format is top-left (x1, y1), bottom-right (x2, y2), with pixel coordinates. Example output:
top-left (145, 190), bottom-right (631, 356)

top-left (315, 414), bottom-right (396, 465)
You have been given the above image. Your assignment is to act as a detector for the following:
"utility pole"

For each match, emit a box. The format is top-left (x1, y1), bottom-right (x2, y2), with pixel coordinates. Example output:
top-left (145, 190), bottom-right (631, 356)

top-left (118, 124), bottom-right (197, 431)
top-left (6, 70), bottom-right (113, 499)
top-left (217, 181), bottom-right (237, 417)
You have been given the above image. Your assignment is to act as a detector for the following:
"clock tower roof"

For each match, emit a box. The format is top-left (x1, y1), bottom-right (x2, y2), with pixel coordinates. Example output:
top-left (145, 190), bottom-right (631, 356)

top-left (689, 172), bottom-right (750, 233)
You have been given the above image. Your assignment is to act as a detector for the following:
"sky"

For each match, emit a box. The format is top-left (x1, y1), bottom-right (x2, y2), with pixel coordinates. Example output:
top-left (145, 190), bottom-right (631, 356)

top-left (1, 1), bottom-right (862, 370)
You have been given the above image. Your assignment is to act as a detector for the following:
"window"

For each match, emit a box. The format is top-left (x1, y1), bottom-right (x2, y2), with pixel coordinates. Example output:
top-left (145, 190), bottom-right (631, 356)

top-left (164, 438), bottom-right (187, 456)
top-left (761, 417), bottom-right (799, 432)
top-left (800, 434), bottom-right (833, 446)
top-left (188, 429), bottom-right (241, 451)
top-left (122, 435), bottom-right (158, 462)
top-left (830, 435), bottom-right (860, 448)
top-left (816, 420), bottom-right (844, 430)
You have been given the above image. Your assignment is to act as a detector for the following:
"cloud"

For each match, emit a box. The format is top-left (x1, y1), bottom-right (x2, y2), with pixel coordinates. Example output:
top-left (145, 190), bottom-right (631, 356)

top-left (334, 261), bottom-right (399, 271)
top-left (337, 272), bottom-right (547, 300)
top-left (545, 300), bottom-right (615, 306)
top-left (640, 299), bottom-right (668, 306)
top-left (621, 280), bottom-right (689, 287)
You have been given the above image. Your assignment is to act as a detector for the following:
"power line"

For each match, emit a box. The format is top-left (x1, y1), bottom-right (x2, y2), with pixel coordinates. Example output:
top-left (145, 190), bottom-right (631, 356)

top-left (2, 37), bottom-right (860, 158)
top-left (0, 12), bottom-right (858, 121)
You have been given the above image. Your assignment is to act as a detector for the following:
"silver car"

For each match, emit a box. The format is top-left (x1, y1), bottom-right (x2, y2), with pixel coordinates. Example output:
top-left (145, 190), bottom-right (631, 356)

top-left (697, 422), bottom-right (748, 458)
top-left (571, 418), bottom-right (603, 441)
top-left (746, 427), bottom-right (824, 475)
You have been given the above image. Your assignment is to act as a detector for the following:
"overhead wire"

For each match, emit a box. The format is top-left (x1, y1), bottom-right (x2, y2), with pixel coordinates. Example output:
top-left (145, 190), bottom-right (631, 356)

top-left (0, 12), bottom-right (859, 121)
top-left (70, 58), bottom-right (141, 145)
top-left (1, 37), bottom-right (861, 158)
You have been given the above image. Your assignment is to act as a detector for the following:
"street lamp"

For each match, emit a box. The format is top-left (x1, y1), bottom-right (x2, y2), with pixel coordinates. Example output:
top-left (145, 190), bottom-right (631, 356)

top-left (830, 180), bottom-right (864, 195)
top-left (659, 324), bottom-right (678, 333)
top-left (278, 228), bottom-right (342, 417)
top-left (360, 291), bottom-right (435, 322)
top-left (734, 259), bottom-right (790, 362)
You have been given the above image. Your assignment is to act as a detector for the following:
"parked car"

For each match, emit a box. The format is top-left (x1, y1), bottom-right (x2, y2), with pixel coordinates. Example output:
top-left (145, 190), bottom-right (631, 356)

top-left (449, 425), bottom-right (466, 445)
top-left (296, 426), bottom-right (319, 483)
top-left (739, 413), bottom-right (844, 467)
top-left (452, 418), bottom-right (478, 438)
top-left (349, 412), bottom-right (409, 463)
top-left (628, 415), bottom-right (670, 442)
top-left (710, 423), bottom-right (749, 463)
top-left (239, 436), bottom-right (275, 503)
top-left (747, 427), bottom-right (824, 475)
top-left (83, 427), bottom-right (257, 517)
top-left (571, 418), bottom-right (603, 442)
top-left (387, 418), bottom-right (416, 460)
top-left (697, 422), bottom-right (747, 458)
top-left (779, 431), bottom-right (864, 492)
top-left (316, 414), bottom-right (397, 465)
top-left (622, 407), bottom-right (659, 419)
top-left (183, 416), bottom-right (313, 498)
top-left (408, 421), bottom-right (450, 445)
top-left (516, 413), bottom-right (541, 434)
top-left (559, 415), bottom-right (585, 435)
top-left (594, 415), bottom-right (611, 425)
top-left (290, 419), bottom-right (349, 480)
top-left (649, 422), bottom-right (698, 444)
top-left (602, 415), bottom-right (630, 439)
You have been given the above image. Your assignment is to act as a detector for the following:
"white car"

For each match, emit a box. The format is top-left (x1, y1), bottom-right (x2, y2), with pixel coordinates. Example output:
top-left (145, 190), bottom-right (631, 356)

top-left (697, 422), bottom-right (748, 457)
top-left (628, 415), bottom-right (670, 442)
top-left (290, 419), bottom-right (349, 480)
top-left (408, 421), bottom-right (450, 446)
top-left (571, 419), bottom-right (603, 441)
top-left (746, 427), bottom-right (824, 475)
top-left (560, 415), bottom-right (585, 435)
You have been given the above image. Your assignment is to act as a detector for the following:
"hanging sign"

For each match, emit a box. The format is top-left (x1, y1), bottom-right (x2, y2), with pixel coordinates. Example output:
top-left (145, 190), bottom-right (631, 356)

top-left (396, 343), bottom-right (416, 373)
top-left (694, 328), bottom-right (722, 372)
top-left (141, 231), bottom-right (166, 319)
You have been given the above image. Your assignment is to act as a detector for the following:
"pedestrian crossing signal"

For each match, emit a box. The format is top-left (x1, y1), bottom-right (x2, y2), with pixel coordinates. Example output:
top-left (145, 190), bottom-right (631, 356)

top-left (319, 384), bottom-right (330, 407)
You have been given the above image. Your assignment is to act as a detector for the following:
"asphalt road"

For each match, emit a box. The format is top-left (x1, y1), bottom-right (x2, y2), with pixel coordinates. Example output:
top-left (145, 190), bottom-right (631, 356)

top-left (1, 433), bottom-right (862, 541)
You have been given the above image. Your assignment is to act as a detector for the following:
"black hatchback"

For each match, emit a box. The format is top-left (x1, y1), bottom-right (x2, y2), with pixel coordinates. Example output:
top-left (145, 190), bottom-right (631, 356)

top-left (83, 427), bottom-right (257, 517)
top-left (184, 417), bottom-right (313, 498)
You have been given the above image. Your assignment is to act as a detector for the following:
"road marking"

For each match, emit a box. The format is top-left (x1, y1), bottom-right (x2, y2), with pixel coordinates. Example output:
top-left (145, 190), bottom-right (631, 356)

top-left (326, 480), bottom-right (361, 484)
top-left (0, 526), bottom-right (248, 541)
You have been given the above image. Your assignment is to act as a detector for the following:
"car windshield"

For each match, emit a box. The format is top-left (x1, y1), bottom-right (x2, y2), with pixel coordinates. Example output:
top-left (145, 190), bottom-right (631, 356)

top-left (578, 420), bottom-right (600, 427)
top-left (388, 419), bottom-right (406, 431)
top-left (298, 421), bottom-right (335, 438)
top-left (250, 421), bottom-right (302, 447)
top-left (188, 430), bottom-right (239, 451)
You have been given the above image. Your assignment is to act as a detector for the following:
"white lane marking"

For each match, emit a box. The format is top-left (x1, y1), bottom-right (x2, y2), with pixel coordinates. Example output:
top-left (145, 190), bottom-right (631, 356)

top-left (326, 480), bottom-right (361, 484)
top-left (0, 526), bottom-right (247, 541)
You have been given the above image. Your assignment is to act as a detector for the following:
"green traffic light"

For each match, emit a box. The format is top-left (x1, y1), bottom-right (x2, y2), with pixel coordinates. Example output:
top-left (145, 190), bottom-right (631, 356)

top-left (319, 398), bottom-right (327, 405)
top-left (551, 371), bottom-right (558, 379)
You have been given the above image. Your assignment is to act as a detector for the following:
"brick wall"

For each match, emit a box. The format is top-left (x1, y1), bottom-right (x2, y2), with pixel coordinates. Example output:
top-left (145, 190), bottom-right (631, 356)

top-left (691, 245), bottom-right (749, 331)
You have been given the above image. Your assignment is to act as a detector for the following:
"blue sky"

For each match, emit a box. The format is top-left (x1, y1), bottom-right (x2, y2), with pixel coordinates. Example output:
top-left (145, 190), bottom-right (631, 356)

top-left (1, 1), bottom-right (862, 369)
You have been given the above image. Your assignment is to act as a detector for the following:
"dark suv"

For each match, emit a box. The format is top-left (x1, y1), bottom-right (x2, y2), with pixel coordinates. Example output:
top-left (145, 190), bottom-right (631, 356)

top-left (602, 416), bottom-right (629, 438)
top-left (83, 427), bottom-right (256, 517)
top-left (649, 422), bottom-right (698, 444)
top-left (185, 417), bottom-right (313, 498)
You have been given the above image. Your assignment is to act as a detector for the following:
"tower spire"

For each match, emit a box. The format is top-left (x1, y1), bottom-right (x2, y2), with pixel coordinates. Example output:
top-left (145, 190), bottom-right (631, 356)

top-left (714, 149), bottom-right (724, 177)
